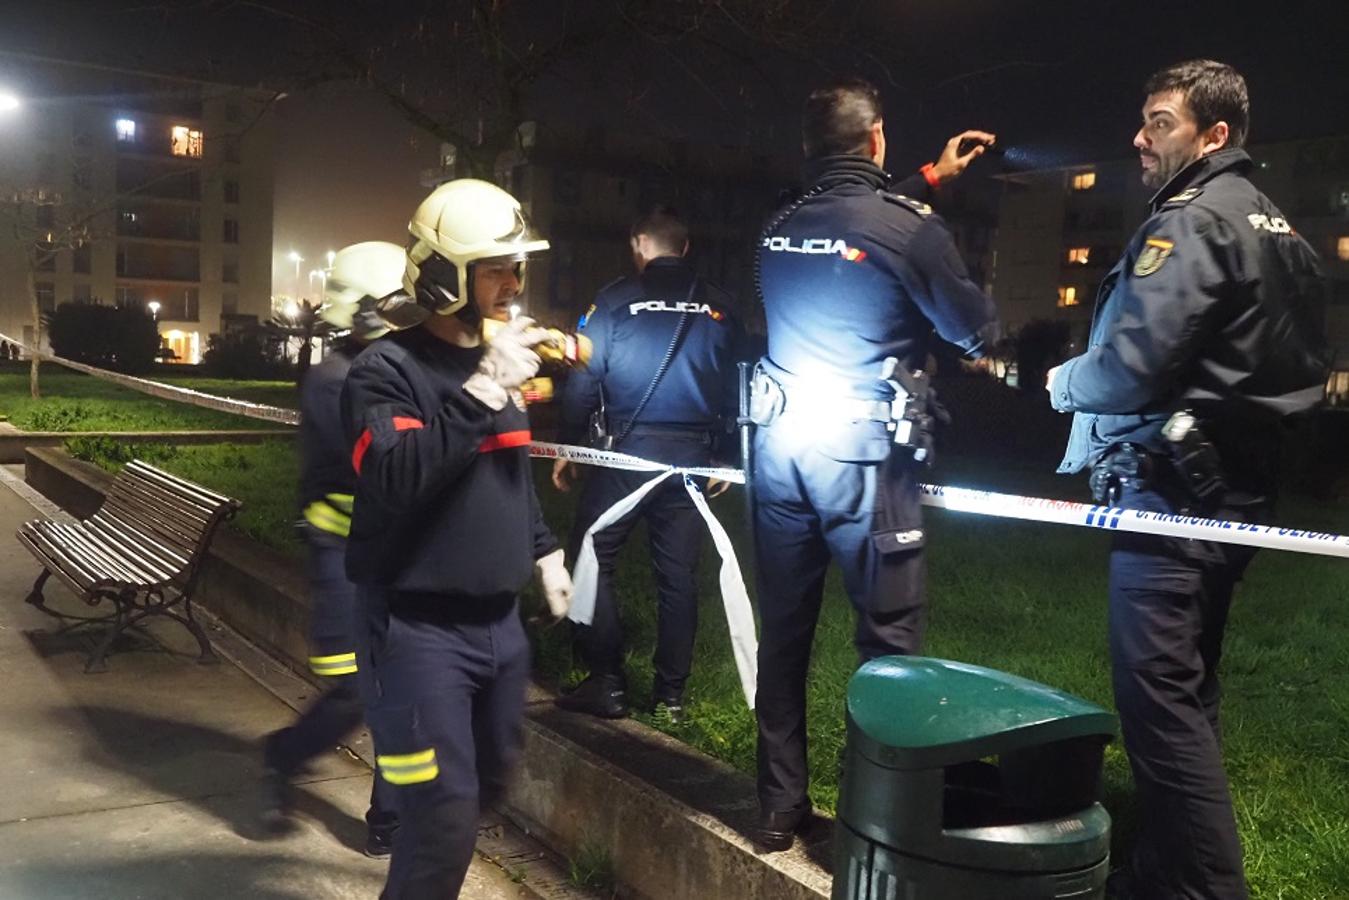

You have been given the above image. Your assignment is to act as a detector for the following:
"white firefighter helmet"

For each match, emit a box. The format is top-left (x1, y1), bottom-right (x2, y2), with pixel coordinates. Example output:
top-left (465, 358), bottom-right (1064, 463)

top-left (389, 179), bottom-right (549, 329)
top-left (320, 242), bottom-right (407, 340)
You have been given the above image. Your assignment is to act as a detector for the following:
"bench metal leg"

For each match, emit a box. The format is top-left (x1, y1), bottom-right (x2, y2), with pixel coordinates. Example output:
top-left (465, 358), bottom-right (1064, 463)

top-left (24, 570), bottom-right (52, 610)
top-left (159, 598), bottom-right (218, 665)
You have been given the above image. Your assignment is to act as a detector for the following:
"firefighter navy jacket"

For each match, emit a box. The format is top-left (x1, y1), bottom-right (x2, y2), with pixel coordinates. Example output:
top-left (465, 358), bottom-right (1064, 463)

top-left (1052, 148), bottom-right (1330, 477)
top-left (340, 326), bottom-right (558, 597)
top-left (757, 156), bottom-right (999, 399)
top-left (300, 343), bottom-right (359, 507)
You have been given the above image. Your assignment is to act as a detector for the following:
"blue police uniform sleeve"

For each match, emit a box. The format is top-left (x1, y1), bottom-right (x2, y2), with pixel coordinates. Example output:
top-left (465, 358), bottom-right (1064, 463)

top-left (341, 351), bottom-right (495, 512)
top-left (890, 171), bottom-right (934, 205)
top-left (1051, 208), bottom-right (1231, 414)
top-left (558, 294), bottom-right (613, 445)
top-left (905, 218), bottom-right (1000, 357)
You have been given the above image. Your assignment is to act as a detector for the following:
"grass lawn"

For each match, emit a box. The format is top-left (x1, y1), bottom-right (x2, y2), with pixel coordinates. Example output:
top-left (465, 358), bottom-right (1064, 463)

top-left (0, 364), bottom-right (296, 432)
top-left (60, 375), bottom-right (1349, 898)
top-left (528, 464), bottom-right (1349, 899)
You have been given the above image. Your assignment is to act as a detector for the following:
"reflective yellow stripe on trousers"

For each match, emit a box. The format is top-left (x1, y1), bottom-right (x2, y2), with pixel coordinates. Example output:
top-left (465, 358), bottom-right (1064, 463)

top-left (377, 748), bottom-right (439, 785)
top-left (309, 652), bottom-right (357, 676)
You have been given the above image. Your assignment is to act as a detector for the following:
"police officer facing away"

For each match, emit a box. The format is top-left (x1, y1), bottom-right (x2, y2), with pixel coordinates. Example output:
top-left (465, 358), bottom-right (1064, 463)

top-left (261, 242), bottom-right (404, 854)
top-left (751, 78), bottom-right (999, 850)
top-left (341, 179), bottom-right (573, 899)
top-left (1046, 61), bottom-right (1329, 900)
top-left (553, 206), bottom-right (743, 722)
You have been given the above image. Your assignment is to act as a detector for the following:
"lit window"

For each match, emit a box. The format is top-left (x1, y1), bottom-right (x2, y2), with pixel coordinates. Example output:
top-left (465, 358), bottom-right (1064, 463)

top-left (116, 118), bottom-right (137, 142)
top-left (170, 125), bottom-right (204, 158)
top-left (1072, 171), bottom-right (1096, 191)
top-left (1057, 286), bottom-right (1080, 308)
top-left (1067, 247), bottom-right (1091, 264)
top-left (1338, 236), bottom-right (1349, 261)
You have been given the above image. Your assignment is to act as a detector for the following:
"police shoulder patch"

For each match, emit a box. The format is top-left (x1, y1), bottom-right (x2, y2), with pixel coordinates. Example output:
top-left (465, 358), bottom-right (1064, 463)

top-left (878, 191), bottom-right (933, 217)
top-left (1133, 237), bottom-right (1174, 277)
top-left (1162, 187), bottom-right (1204, 207)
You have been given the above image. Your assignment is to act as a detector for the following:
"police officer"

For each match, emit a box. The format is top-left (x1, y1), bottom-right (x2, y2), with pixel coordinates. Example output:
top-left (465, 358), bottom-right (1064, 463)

top-left (261, 241), bottom-right (402, 854)
top-left (342, 179), bottom-right (573, 899)
top-left (552, 206), bottom-right (743, 722)
top-left (1046, 61), bottom-right (1329, 900)
top-left (751, 78), bottom-right (999, 850)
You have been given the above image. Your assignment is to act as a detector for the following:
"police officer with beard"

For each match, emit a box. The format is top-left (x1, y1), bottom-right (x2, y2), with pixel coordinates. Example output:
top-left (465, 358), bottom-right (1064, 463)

top-left (553, 206), bottom-right (743, 722)
top-left (1047, 61), bottom-right (1329, 900)
top-left (750, 77), bottom-right (999, 850)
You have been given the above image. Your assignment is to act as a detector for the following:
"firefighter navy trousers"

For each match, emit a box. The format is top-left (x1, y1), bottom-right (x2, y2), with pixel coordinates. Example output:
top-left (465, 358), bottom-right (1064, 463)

top-left (358, 587), bottom-right (530, 899)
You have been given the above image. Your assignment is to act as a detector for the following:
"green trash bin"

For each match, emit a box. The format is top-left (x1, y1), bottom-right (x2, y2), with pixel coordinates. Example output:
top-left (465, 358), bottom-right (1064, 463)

top-left (833, 656), bottom-right (1116, 900)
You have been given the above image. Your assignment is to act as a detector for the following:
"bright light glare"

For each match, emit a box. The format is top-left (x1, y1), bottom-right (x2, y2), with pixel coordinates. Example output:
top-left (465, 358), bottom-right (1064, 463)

top-left (0, 92), bottom-right (20, 113)
top-left (287, 250), bottom-right (303, 263)
top-left (509, 304), bottom-right (521, 319)
top-left (283, 299), bottom-right (300, 319)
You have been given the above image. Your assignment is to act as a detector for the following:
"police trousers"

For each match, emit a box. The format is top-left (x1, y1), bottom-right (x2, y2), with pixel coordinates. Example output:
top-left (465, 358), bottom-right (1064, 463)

top-left (265, 528), bottom-right (395, 831)
top-left (569, 430), bottom-right (710, 698)
top-left (751, 430), bottom-right (926, 812)
top-left (1110, 484), bottom-right (1259, 900)
top-left (358, 588), bottom-right (530, 900)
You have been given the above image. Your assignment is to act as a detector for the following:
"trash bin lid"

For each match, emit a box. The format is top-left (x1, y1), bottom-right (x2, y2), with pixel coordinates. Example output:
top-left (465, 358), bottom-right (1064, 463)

top-left (847, 656), bottom-right (1116, 769)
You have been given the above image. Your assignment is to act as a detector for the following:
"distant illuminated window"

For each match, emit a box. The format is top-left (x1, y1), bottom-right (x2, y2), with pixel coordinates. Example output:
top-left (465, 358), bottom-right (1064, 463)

top-left (1072, 171), bottom-right (1096, 191)
top-left (1057, 286), bottom-right (1080, 308)
top-left (1338, 236), bottom-right (1349, 261)
top-left (116, 118), bottom-right (137, 142)
top-left (171, 125), bottom-right (204, 158)
top-left (1067, 247), bottom-right (1091, 264)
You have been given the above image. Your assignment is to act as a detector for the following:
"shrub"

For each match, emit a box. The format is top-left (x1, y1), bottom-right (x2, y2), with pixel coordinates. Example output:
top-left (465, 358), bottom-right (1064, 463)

top-left (46, 302), bottom-right (161, 374)
top-left (201, 329), bottom-right (292, 380)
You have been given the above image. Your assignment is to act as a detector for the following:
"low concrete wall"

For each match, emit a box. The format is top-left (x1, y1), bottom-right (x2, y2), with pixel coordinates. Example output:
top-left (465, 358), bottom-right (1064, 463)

top-left (22, 447), bottom-right (831, 900)
top-left (1, 430), bottom-right (293, 464)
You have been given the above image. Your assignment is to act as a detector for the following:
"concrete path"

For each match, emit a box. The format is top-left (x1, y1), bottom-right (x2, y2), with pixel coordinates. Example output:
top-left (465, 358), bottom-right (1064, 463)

top-left (0, 476), bottom-right (532, 899)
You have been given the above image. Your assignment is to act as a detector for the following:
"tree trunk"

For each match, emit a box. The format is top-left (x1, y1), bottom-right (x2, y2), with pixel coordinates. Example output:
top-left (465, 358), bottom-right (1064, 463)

top-left (26, 268), bottom-right (40, 399)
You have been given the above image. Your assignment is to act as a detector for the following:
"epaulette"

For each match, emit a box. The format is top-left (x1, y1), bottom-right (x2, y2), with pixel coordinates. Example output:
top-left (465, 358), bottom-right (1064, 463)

top-left (1162, 187), bottom-right (1204, 208)
top-left (878, 191), bottom-right (934, 218)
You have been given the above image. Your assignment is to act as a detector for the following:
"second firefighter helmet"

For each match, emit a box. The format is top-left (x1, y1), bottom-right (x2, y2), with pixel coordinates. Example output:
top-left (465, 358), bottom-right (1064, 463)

top-left (321, 241), bottom-right (407, 340)
top-left (382, 178), bottom-right (549, 330)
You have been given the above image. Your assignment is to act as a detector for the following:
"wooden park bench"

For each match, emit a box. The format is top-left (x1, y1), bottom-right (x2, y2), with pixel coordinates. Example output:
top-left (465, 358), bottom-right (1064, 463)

top-left (17, 459), bottom-right (241, 673)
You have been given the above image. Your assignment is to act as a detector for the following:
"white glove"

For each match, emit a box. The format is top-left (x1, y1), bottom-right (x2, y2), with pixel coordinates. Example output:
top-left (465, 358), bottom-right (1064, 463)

top-left (534, 548), bottom-right (573, 620)
top-left (463, 316), bottom-right (547, 411)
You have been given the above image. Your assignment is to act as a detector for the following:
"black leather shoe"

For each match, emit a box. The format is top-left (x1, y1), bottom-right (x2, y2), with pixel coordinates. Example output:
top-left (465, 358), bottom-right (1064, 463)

top-left (753, 804), bottom-right (809, 852)
top-left (557, 674), bottom-right (629, 719)
top-left (258, 766), bottom-right (294, 834)
top-left (651, 692), bottom-right (687, 725)
top-left (364, 826), bottom-right (396, 858)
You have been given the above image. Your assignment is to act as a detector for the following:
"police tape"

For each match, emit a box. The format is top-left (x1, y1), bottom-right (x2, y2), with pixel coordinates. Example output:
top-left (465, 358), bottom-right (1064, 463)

top-left (530, 441), bottom-right (1349, 559)
top-left (0, 332), bottom-right (301, 426)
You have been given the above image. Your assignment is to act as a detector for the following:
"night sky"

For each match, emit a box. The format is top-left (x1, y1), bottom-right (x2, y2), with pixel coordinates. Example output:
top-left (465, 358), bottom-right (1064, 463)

top-left (3, 0), bottom-right (1345, 292)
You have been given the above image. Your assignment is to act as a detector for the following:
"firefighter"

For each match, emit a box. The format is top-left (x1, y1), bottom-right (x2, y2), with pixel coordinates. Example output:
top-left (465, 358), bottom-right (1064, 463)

top-left (260, 241), bottom-right (403, 855)
top-left (341, 179), bottom-right (573, 898)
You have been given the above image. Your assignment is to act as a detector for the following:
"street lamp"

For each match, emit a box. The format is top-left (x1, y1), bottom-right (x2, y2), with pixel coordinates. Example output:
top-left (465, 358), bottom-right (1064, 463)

top-left (325, 250), bottom-right (336, 269)
top-left (309, 268), bottom-right (327, 297)
top-left (283, 299), bottom-right (300, 321)
top-left (147, 300), bottom-right (161, 320)
top-left (287, 250), bottom-right (304, 295)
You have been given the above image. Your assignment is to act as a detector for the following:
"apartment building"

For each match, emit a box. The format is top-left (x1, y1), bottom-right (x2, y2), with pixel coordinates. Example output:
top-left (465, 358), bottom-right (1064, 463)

top-left (0, 53), bottom-right (274, 363)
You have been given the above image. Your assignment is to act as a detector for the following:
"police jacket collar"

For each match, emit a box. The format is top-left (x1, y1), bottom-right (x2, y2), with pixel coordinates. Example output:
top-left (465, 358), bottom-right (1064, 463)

top-left (1148, 147), bottom-right (1252, 212)
top-left (644, 256), bottom-right (690, 272)
top-left (803, 155), bottom-right (890, 192)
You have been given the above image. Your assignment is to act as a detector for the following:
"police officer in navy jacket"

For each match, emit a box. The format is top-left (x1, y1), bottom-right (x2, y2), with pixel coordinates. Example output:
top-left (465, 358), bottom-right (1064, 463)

top-left (750, 78), bottom-right (999, 850)
top-left (1047, 61), bottom-right (1328, 900)
top-left (553, 206), bottom-right (744, 722)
